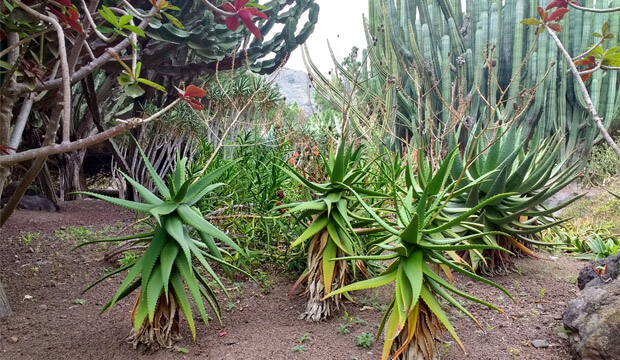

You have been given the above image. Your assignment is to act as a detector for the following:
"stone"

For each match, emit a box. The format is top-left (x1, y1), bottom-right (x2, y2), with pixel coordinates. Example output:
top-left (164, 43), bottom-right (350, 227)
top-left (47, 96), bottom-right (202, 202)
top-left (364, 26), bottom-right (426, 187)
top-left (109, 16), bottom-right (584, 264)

top-left (564, 275), bottom-right (620, 359)
top-left (9, 336), bottom-right (18, 343)
top-left (531, 339), bottom-right (549, 348)
top-left (577, 254), bottom-right (620, 290)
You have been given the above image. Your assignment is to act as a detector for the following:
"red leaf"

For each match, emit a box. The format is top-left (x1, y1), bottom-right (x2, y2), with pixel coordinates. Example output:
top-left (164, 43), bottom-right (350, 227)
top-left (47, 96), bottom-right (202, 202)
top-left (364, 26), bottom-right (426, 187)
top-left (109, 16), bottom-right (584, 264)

top-left (184, 85), bottom-right (206, 98)
top-left (221, 2), bottom-right (236, 12)
top-left (548, 23), bottom-right (562, 32)
top-left (241, 18), bottom-right (261, 39)
top-left (185, 98), bottom-right (204, 110)
top-left (0, 29), bottom-right (6, 41)
top-left (245, 7), bottom-right (268, 19)
top-left (580, 72), bottom-right (593, 82)
top-left (234, 0), bottom-right (250, 9)
top-left (574, 56), bottom-right (595, 66)
top-left (538, 6), bottom-right (545, 20)
top-left (548, 8), bottom-right (569, 22)
top-left (546, 0), bottom-right (567, 9)
top-left (225, 16), bottom-right (239, 31)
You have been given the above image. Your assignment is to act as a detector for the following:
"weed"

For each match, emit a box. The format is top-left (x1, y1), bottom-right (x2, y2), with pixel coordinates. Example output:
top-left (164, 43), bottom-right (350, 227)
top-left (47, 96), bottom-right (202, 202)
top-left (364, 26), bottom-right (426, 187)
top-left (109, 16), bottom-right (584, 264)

top-left (292, 345), bottom-right (307, 353)
top-left (359, 291), bottom-right (386, 311)
top-left (298, 333), bottom-right (312, 343)
top-left (31, 266), bottom-right (39, 273)
top-left (118, 251), bottom-right (138, 267)
top-left (54, 226), bottom-right (93, 241)
top-left (538, 288), bottom-right (546, 299)
top-left (20, 232), bottom-right (40, 244)
top-left (73, 298), bottom-right (86, 305)
top-left (225, 301), bottom-right (237, 312)
top-left (509, 346), bottom-right (520, 359)
top-left (355, 332), bottom-right (374, 348)
top-left (338, 323), bottom-right (352, 335)
top-left (338, 311), bottom-right (366, 335)
top-left (253, 269), bottom-right (272, 294)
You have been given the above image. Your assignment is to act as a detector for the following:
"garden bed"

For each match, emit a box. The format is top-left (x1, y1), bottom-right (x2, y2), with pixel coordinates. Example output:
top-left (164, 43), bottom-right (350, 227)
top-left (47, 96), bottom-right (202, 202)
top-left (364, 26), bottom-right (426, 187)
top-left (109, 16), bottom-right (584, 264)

top-left (0, 200), bottom-right (580, 359)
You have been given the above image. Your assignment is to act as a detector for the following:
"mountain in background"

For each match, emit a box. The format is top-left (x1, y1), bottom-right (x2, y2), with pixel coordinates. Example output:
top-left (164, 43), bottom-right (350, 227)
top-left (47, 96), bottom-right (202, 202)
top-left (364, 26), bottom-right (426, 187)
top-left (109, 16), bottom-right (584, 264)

top-left (266, 68), bottom-right (315, 115)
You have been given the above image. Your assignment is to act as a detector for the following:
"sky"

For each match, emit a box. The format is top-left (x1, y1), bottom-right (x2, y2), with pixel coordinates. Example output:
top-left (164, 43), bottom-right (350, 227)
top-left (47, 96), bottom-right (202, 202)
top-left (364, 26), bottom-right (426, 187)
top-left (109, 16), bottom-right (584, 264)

top-left (285, 0), bottom-right (369, 74)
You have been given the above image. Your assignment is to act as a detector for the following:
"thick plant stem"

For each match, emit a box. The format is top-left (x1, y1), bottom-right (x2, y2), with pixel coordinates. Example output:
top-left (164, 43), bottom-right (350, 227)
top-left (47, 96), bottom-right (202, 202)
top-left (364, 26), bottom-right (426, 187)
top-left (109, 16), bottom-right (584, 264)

top-left (545, 24), bottom-right (620, 159)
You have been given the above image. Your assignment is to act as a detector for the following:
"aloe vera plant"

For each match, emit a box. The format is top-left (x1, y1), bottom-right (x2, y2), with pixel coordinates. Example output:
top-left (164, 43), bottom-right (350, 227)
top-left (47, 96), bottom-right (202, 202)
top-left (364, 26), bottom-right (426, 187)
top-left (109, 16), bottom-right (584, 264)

top-left (75, 148), bottom-right (245, 348)
top-left (324, 148), bottom-right (514, 359)
top-left (450, 124), bottom-right (583, 275)
top-left (281, 140), bottom-right (384, 321)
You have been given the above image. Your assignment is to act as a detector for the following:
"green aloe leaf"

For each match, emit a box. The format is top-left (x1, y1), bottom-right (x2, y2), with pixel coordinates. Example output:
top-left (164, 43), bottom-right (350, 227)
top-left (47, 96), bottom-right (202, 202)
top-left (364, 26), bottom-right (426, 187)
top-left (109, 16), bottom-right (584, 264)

top-left (290, 215), bottom-right (329, 248)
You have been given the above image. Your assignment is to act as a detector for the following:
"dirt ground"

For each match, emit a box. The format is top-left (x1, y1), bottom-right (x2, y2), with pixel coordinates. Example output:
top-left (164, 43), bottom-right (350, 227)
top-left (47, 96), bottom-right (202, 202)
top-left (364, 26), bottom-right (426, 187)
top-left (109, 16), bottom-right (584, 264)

top-left (0, 200), bottom-right (582, 359)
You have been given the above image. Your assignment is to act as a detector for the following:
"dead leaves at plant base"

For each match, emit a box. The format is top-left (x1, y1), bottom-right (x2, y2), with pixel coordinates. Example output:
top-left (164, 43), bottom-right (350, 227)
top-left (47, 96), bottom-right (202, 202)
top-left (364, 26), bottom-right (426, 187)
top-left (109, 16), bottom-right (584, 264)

top-left (129, 293), bottom-right (181, 349)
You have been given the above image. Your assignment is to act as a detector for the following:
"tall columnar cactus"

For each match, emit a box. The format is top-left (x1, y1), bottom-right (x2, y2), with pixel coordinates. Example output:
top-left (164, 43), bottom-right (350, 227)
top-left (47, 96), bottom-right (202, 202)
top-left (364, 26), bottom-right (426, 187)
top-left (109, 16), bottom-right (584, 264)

top-left (305, 0), bottom-right (619, 160)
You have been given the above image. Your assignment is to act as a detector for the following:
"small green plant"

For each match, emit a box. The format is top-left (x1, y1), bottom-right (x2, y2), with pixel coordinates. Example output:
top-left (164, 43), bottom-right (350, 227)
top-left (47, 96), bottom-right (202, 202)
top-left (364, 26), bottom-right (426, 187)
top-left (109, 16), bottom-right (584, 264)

top-left (225, 301), bottom-right (237, 312)
top-left (538, 288), bottom-right (546, 299)
top-left (298, 332), bottom-right (312, 343)
top-left (20, 232), bottom-right (40, 244)
top-left (73, 298), bottom-right (86, 305)
top-left (356, 332), bottom-right (374, 348)
top-left (359, 291), bottom-right (386, 311)
top-left (509, 346), bottom-right (521, 359)
top-left (292, 345), bottom-right (307, 353)
top-left (55, 226), bottom-right (93, 241)
top-left (253, 270), bottom-right (272, 294)
top-left (338, 311), bottom-right (366, 335)
top-left (338, 322), bottom-right (352, 335)
top-left (117, 251), bottom-right (138, 267)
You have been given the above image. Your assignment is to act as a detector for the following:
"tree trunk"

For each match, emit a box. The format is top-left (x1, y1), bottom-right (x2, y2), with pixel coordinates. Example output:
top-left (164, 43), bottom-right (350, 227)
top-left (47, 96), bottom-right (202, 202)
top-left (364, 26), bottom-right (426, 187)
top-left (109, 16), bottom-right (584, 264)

top-left (0, 279), bottom-right (11, 317)
top-left (60, 150), bottom-right (87, 200)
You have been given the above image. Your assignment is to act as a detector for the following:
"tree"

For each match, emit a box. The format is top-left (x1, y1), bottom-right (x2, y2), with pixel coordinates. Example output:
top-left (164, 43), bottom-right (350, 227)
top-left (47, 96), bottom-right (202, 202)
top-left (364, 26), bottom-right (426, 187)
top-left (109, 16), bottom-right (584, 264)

top-left (0, 0), bottom-right (318, 316)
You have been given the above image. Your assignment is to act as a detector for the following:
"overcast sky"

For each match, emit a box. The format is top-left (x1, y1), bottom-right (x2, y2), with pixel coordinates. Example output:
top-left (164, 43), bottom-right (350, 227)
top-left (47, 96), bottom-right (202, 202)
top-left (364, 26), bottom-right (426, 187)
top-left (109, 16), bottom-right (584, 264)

top-left (285, 0), bottom-right (369, 73)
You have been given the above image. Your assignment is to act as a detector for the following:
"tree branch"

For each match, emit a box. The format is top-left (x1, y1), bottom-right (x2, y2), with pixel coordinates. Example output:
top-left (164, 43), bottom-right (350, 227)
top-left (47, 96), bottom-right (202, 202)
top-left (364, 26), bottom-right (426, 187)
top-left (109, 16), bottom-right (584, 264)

top-left (0, 98), bottom-right (181, 166)
top-left (545, 24), bottom-right (620, 159)
top-left (14, 0), bottom-right (72, 144)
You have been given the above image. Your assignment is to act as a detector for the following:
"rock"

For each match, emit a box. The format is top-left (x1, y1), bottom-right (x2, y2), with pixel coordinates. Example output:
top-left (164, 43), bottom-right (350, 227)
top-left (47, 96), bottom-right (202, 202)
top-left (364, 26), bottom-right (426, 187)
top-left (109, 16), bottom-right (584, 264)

top-left (577, 255), bottom-right (620, 290)
top-left (9, 336), bottom-right (18, 343)
top-left (531, 339), bottom-right (549, 348)
top-left (1, 181), bottom-right (59, 212)
top-left (564, 276), bottom-right (620, 359)
top-left (38, 304), bottom-right (47, 311)
top-left (18, 195), bottom-right (59, 212)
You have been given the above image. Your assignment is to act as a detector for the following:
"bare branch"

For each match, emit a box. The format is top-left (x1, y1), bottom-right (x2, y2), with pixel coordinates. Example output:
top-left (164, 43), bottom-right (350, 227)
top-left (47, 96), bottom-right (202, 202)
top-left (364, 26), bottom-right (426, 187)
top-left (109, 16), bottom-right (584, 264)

top-left (14, 0), bottom-right (72, 144)
top-left (545, 23), bottom-right (620, 159)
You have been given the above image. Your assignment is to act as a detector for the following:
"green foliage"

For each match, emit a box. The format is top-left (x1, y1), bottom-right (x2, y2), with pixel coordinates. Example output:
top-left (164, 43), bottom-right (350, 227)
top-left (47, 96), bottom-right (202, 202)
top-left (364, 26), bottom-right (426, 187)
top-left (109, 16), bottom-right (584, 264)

top-left (582, 135), bottom-right (620, 187)
top-left (338, 311), bottom-right (366, 335)
top-left (20, 232), bottom-right (40, 244)
top-left (282, 140), bottom-right (384, 321)
top-left (448, 124), bottom-right (581, 273)
top-left (544, 222), bottom-right (619, 261)
top-left (326, 148), bottom-right (513, 359)
top-left (355, 332), bottom-right (374, 348)
top-left (76, 144), bottom-right (247, 347)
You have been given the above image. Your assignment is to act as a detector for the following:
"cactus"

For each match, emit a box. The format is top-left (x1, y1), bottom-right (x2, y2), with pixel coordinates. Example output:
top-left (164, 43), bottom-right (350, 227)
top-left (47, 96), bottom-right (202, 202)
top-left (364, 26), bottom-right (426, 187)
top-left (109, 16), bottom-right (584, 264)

top-left (142, 0), bottom-right (319, 77)
top-left (352, 0), bottom-right (620, 159)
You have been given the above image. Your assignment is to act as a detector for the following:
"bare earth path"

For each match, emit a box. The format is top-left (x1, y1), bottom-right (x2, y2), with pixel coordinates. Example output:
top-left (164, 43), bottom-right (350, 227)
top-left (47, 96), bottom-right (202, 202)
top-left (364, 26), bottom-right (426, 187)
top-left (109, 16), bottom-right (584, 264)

top-left (0, 200), bottom-right (580, 359)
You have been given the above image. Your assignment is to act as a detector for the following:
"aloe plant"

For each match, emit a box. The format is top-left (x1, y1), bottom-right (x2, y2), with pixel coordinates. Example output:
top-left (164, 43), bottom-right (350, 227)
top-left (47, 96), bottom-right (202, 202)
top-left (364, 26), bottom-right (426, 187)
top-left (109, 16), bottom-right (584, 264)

top-left (281, 140), bottom-right (384, 321)
top-left (449, 124), bottom-right (583, 275)
top-left (75, 148), bottom-right (246, 348)
top-left (325, 148), bottom-right (514, 359)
